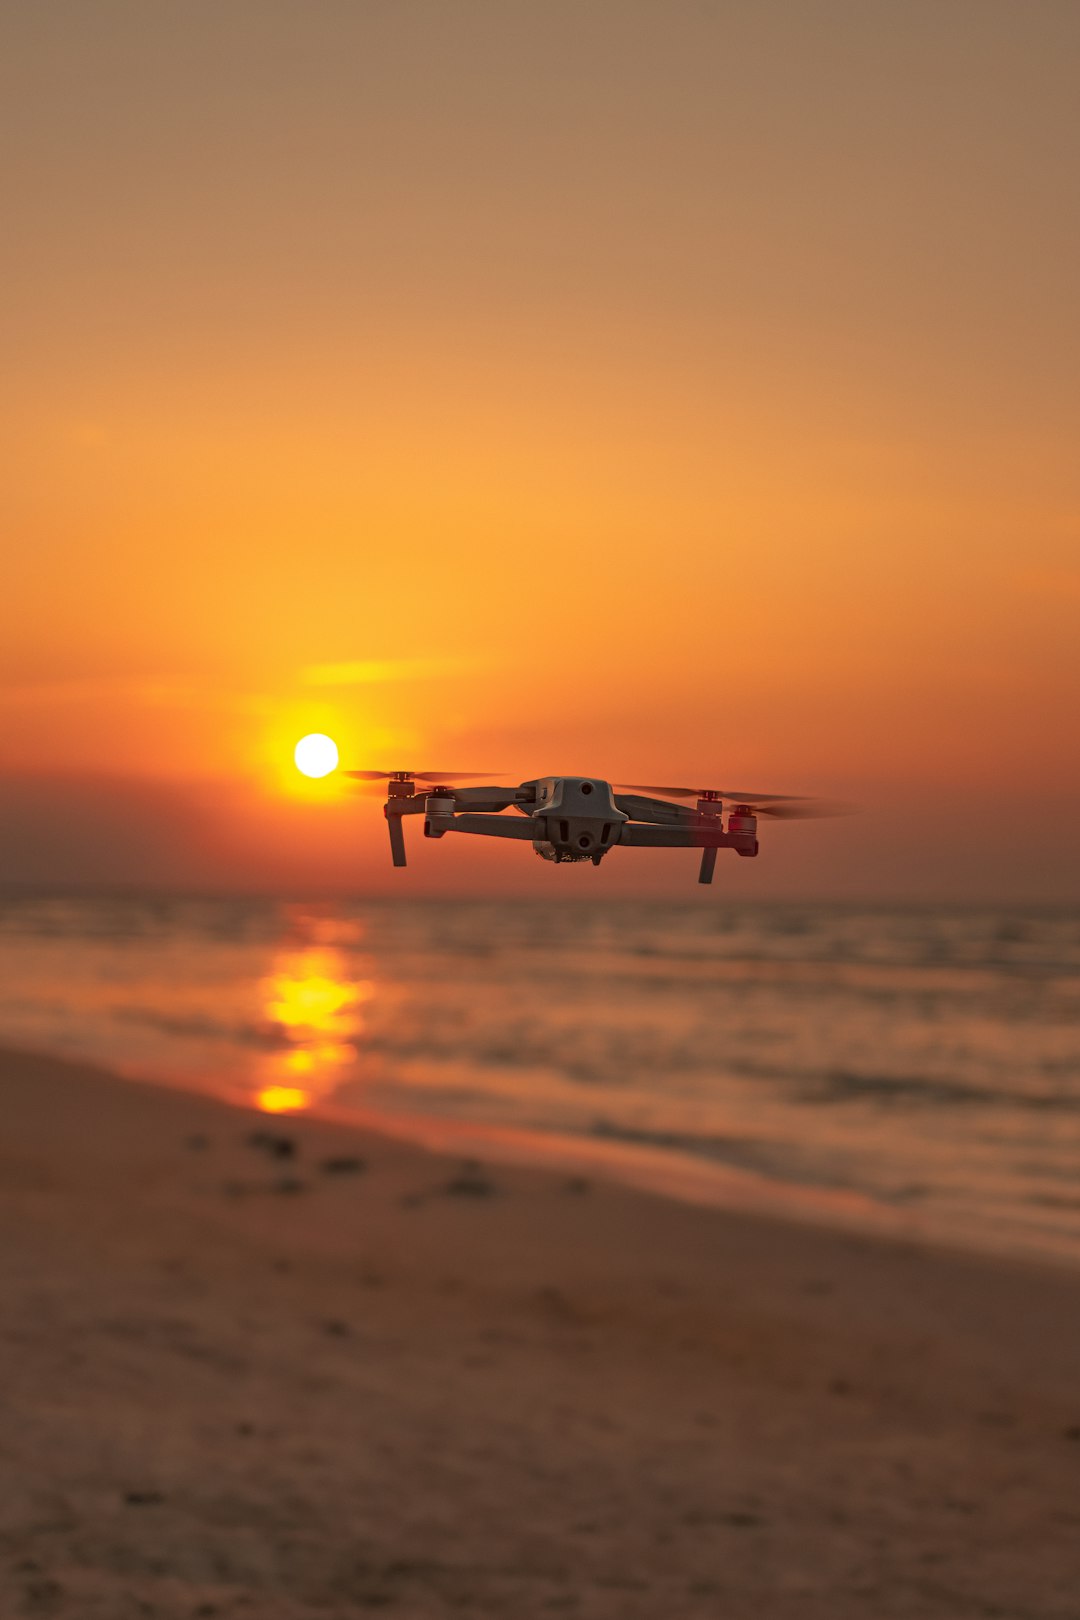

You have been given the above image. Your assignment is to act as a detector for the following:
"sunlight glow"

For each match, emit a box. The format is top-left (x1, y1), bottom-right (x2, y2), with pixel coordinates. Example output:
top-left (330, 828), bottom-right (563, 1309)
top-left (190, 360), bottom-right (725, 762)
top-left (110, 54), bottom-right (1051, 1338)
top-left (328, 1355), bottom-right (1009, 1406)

top-left (256, 941), bottom-right (371, 1112)
top-left (257, 1084), bottom-right (311, 1114)
top-left (294, 732), bottom-right (339, 778)
top-left (264, 967), bottom-right (361, 1031)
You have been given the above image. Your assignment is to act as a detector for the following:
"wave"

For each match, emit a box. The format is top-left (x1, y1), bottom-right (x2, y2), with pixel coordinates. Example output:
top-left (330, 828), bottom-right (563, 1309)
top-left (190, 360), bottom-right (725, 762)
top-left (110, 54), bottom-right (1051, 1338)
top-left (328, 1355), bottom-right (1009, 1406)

top-left (586, 1117), bottom-right (928, 1204)
top-left (110, 1006), bottom-right (290, 1050)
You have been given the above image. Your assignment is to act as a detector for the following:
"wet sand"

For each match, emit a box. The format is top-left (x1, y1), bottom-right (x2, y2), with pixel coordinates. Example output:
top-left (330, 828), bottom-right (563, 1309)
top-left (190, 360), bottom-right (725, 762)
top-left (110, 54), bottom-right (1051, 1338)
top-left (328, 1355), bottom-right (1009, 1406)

top-left (1, 1043), bottom-right (1079, 1618)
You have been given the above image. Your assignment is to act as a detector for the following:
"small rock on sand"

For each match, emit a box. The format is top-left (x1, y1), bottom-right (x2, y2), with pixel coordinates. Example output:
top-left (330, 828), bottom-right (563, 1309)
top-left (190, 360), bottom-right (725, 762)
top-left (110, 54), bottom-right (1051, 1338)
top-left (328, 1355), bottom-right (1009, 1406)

top-left (444, 1160), bottom-right (497, 1197)
top-left (247, 1130), bottom-right (296, 1160)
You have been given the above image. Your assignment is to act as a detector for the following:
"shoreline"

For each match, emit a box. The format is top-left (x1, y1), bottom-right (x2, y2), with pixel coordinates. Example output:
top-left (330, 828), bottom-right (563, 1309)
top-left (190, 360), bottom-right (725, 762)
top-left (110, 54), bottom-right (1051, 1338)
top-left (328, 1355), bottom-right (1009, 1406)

top-left (7, 1033), bottom-right (1078, 1275)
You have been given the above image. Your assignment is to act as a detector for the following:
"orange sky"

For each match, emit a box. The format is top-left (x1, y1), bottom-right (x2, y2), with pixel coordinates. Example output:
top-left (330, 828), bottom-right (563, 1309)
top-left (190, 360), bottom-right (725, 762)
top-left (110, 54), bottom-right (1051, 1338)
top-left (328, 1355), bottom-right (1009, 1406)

top-left (3, 1), bottom-right (1078, 898)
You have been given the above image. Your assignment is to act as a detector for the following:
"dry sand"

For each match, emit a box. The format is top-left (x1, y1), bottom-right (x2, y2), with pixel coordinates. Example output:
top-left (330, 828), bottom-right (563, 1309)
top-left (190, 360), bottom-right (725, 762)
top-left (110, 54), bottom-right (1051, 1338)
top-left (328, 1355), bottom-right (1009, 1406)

top-left (1, 1044), bottom-right (1079, 1619)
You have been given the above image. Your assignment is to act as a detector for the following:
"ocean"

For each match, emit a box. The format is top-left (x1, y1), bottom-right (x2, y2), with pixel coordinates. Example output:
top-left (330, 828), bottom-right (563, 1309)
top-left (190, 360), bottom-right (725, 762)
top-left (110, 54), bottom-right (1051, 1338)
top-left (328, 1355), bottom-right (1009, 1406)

top-left (1, 892), bottom-right (1079, 1264)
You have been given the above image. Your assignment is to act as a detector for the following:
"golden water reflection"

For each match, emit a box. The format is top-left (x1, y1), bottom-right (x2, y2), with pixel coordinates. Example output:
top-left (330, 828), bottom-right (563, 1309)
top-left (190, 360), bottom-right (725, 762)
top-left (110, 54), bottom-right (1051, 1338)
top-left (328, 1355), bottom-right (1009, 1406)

top-left (256, 941), bottom-right (371, 1113)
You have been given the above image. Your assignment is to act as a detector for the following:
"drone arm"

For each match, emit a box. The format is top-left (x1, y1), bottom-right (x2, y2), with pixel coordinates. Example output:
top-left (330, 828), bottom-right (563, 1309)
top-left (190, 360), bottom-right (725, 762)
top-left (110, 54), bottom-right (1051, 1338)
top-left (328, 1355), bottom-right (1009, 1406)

top-left (440, 813), bottom-right (540, 841)
top-left (449, 787), bottom-right (530, 812)
top-left (619, 823), bottom-right (730, 849)
top-left (613, 793), bottom-right (695, 826)
top-left (386, 794), bottom-right (428, 815)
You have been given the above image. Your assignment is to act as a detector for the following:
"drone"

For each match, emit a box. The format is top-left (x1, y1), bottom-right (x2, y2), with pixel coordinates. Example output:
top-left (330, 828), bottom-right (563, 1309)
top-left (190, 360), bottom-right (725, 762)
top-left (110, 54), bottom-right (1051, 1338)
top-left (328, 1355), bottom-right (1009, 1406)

top-left (345, 771), bottom-right (844, 886)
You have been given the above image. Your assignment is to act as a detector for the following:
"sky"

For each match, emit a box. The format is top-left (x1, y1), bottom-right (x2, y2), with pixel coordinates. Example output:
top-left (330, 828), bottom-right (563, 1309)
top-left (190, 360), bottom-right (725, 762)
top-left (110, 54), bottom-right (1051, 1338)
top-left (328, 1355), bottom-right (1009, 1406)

top-left (2, 0), bottom-right (1078, 898)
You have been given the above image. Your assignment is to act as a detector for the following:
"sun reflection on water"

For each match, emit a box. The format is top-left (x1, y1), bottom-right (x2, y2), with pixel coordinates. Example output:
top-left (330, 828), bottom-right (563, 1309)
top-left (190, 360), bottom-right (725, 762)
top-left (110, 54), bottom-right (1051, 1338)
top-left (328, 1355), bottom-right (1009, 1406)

top-left (257, 1084), bottom-right (311, 1114)
top-left (256, 926), bottom-right (371, 1113)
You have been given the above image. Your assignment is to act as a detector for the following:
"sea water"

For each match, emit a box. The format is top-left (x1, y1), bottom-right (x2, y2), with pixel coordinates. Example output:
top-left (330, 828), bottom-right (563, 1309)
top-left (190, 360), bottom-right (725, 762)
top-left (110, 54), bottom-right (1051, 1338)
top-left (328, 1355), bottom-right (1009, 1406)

top-left (1, 893), bottom-right (1078, 1263)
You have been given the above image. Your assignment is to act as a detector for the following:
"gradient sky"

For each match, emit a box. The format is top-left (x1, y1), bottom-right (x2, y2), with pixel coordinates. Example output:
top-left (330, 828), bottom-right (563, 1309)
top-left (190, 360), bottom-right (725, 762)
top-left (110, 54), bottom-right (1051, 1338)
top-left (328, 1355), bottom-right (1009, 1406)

top-left (2, 1), bottom-right (1078, 897)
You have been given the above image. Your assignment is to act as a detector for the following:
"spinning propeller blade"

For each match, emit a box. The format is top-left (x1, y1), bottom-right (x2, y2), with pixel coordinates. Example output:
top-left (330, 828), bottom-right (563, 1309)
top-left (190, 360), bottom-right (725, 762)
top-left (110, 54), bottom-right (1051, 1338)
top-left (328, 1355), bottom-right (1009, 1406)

top-left (617, 783), bottom-right (802, 802)
top-left (749, 799), bottom-right (853, 820)
top-left (344, 770), bottom-right (497, 783)
top-left (617, 784), bottom-right (853, 819)
top-left (347, 779), bottom-right (406, 798)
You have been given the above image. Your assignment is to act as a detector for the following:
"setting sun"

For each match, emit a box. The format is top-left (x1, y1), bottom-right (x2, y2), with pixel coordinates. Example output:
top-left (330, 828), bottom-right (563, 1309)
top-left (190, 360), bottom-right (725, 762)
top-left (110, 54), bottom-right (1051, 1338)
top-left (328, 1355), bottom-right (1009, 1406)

top-left (294, 733), bottom-right (339, 779)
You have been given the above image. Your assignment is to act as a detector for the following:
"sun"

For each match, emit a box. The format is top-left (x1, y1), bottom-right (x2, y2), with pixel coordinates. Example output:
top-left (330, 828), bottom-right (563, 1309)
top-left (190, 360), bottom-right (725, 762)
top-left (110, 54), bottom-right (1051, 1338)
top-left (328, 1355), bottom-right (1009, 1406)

top-left (294, 733), bottom-right (339, 778)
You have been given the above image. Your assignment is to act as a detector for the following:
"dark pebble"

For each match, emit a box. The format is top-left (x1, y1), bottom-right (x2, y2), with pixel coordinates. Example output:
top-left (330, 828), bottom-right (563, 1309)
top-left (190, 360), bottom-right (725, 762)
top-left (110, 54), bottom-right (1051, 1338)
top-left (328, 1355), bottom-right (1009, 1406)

top-left (320, 1155), bottom-right (366, 1175)
top-left (22, 1578), bottom-right (64, 1611)
top-left (124, 1490), bottom-right (165, 1506)
top-left (444, 1169), bottom-right (497, 1197)
top-left (247, 1130), bottom-right (296, 1160)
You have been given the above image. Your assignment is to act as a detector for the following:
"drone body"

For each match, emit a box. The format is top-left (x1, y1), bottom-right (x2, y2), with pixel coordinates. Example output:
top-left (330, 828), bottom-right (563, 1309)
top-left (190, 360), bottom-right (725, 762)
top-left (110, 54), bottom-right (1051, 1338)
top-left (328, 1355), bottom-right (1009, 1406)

top-left (347, 771), bottom-right (840, 885)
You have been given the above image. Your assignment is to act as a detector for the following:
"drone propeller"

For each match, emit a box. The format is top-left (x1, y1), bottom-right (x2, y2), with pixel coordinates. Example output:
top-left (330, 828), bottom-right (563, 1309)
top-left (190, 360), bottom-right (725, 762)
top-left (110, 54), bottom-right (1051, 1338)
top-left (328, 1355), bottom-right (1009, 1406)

top-left (617, 783), bottom-right (851, 819)
top-left (617, 782), bottom-right (801, 802)
top-left (748, 799), bottom-right (853, 820)
top-left (344, 770), bottom-right (497, 784)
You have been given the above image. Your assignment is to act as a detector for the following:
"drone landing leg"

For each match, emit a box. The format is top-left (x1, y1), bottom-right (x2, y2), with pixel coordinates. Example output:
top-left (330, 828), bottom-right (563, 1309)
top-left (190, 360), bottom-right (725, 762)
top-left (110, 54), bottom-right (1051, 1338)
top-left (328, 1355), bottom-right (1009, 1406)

top-left (698, 847), bottom-right (717, 885)
top-left (386, 812), bottom-right (407, 867)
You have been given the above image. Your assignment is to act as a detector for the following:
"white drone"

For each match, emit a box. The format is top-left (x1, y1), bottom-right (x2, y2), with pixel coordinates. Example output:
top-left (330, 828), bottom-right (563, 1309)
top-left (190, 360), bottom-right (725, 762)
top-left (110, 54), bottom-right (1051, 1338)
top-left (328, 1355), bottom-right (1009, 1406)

top-left (346, 771), bottom-right (843, 886)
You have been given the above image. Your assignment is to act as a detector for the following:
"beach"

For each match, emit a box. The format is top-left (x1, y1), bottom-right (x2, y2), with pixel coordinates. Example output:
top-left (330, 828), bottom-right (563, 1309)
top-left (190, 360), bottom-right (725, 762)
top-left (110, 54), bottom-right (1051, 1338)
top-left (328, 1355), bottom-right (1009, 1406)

top-left (2, 1043), bottom-right (1079, 1618)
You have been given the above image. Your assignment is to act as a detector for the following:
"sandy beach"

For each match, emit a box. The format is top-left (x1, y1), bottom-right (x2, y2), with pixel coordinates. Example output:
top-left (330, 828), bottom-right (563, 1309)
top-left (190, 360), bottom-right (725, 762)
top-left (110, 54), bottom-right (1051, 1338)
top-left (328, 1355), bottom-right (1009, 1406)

top-left (2, 1044), bottom-right (1079, 1619)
